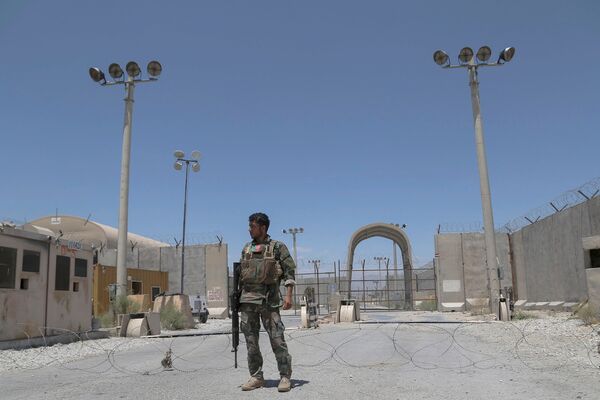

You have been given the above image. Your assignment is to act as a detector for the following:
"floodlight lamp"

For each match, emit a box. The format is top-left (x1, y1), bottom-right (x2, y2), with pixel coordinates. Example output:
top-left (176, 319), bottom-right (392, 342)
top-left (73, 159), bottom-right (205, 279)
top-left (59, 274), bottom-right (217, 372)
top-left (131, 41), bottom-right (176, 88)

top-left (174, 161), bottom-right (183, 171)
top-left (433, 50), bottom-right (449, 66)
top-left (89, 67), bottom-right (105, 83)
top-left (458, 47), bottom-right (474, 64)
top-left (108, 63), bottom-right (123, 79)
top-left (125, 61), bottom-right (141, 77)
top-left (282, 229), bottom-right (287, 234)
top-left (147, 61), bottom-right (162, 77)
top-left (498, 47), bottom-right (515, 63)
top-left (191, 150), bottom-right (201, 160)
top-left (174, 150), bottom-right (185, 159)
top-left (476, 46), bottom-right (492, 63)
top-left (191, 162), bottom-right (200, 173)
top-left (299, 228), bottom-right (304, 233)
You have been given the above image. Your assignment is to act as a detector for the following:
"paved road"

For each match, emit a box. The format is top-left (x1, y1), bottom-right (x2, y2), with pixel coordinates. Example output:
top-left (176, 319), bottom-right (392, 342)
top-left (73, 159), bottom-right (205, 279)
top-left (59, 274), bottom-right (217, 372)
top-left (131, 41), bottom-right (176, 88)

top-left (1, 313), bottom-right (599, 399)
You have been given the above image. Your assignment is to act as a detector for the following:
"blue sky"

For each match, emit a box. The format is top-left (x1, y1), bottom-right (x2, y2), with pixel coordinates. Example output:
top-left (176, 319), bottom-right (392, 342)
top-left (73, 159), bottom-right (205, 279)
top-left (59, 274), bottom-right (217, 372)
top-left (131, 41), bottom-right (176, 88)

top-left (1, 1), bottom-right (599, 271)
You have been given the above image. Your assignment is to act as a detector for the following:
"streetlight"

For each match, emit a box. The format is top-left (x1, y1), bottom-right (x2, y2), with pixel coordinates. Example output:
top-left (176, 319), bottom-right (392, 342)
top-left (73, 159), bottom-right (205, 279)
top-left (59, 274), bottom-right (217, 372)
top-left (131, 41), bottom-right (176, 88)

top-left (282, 227), bottom-right (303, 265)
top-left (374, 256), bottom-right (389, 303)
top-left (283, 227), bottom-right (303, 314)
top-left (389, 223), bottom-right (406, 293)
top-left (89, 60), bottom-right (162, 298)
top-left (433, 46), bottom-right (515, 320)
top-left (308, 259), bottom-right (321, 315)
top-left (173, 150), bottom-right (201, 294)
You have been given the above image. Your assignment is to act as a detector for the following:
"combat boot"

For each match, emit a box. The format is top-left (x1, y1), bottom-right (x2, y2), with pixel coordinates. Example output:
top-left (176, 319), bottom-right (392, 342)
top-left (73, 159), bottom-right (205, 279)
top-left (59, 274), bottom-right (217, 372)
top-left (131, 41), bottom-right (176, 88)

top-left (278, 376), bottom-right (291, 392)
top-left (241, 376), bottom-right (264, 391)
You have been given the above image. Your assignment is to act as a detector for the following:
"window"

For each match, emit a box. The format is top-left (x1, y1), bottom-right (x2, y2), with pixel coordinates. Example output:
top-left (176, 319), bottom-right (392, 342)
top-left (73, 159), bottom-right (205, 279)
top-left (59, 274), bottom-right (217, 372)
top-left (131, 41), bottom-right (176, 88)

top-left (55, 255), bottom-right (70, 291)
top-left (131, 280), bottom-right (142, 295)
top-left (22, 250), bottom-right (41, 273)
top-left (75, 258), bottom-right (88, 277)
top-left (108, 284), bottom-right (117, 303)
top-left (590, 249), bottom-right (600, 269)
top-left (0, 246), bottom-right (17, 289)
top-left (151, 286), bottom-right (161, 301)
top-left (20, 278), bottom-right (29, 290)
top-left (73, 282), bottom-right (79, 292)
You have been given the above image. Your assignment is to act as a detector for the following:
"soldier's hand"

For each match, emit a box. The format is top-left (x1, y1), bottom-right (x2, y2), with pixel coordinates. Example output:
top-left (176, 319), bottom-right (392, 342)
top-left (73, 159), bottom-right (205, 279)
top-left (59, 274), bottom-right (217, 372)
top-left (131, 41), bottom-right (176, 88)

top-left (282, 295), bottom-right (293, 310)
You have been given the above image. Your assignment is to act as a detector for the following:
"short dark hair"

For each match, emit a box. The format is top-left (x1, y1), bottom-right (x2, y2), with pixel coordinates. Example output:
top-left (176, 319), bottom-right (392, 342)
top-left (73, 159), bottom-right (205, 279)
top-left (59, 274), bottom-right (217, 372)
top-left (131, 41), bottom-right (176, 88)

top-left (249, 212), bottom-right (270, 231)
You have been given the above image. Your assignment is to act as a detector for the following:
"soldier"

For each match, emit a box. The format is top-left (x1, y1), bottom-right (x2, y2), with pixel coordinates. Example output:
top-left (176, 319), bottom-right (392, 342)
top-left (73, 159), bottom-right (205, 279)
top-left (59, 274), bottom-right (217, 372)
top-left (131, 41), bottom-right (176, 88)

top-left (239, 212), bottom-right (296, 392)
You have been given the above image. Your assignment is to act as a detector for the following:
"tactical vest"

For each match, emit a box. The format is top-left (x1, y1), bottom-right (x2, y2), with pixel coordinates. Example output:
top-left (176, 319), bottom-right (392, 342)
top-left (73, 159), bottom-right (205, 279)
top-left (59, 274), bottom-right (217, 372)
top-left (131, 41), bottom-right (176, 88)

top-left (240, 241), bottom-right (283, 285)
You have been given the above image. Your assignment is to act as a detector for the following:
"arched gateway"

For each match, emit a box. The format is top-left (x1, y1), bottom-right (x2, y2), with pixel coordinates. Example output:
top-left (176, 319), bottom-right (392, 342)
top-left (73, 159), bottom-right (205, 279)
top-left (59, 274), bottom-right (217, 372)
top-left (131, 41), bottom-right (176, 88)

top-left (345, 223), bottom-right (414, 310)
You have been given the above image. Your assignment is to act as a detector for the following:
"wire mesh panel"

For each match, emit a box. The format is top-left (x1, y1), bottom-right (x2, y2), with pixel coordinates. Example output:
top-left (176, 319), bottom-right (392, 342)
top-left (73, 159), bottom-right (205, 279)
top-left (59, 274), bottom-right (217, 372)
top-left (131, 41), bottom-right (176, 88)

top-left (338, 264), bottom-right (437, 312)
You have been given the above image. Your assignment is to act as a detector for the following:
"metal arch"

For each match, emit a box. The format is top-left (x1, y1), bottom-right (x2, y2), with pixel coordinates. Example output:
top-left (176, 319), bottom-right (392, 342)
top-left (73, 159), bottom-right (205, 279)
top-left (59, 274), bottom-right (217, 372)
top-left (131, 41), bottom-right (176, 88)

top-left (345, 223), bottom-right (415, 309)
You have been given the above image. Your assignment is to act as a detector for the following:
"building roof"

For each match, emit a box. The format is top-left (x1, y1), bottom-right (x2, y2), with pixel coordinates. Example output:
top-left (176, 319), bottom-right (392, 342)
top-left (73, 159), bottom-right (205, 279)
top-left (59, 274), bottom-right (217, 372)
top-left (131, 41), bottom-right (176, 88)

top-left (28, 215), bottom-right (169, 249)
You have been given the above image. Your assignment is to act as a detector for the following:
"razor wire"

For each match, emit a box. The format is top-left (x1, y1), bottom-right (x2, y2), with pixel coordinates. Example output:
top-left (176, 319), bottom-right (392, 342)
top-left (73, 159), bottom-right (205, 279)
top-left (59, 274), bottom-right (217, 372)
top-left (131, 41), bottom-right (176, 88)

top-left (499, 177), bottom-right (600, 234)
top-left (437, 177), bottom-right (600, 235)
top-left (1, 317), bottom-right (599, 377)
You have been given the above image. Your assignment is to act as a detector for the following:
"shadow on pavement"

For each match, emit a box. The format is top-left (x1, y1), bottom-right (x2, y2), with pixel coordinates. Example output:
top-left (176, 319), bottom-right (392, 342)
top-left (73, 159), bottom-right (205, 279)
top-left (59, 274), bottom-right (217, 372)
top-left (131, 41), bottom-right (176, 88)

top-left (263, 379), bottom-right (310, 389)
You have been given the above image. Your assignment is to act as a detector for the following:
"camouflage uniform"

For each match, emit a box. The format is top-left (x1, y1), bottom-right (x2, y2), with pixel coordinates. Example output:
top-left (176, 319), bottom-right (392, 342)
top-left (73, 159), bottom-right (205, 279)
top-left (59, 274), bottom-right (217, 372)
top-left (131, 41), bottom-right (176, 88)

top-left (239, 235), bottom-right (296, 379)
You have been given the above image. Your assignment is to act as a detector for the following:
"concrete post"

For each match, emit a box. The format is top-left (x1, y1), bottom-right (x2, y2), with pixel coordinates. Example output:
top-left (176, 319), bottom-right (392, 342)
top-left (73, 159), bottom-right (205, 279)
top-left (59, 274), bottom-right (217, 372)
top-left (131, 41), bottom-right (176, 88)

top-left (468, 64), bottom-right (501, 319)
top-left (116, 78), bottom-right (135, 298)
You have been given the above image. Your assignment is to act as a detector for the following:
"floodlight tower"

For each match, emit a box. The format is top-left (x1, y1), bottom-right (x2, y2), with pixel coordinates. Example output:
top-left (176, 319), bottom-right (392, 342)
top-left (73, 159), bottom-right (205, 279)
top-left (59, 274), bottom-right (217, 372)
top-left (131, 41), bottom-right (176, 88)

top-left (308, 259), bottom-right (321, 314)
top-left (432, 46), bottom-right (515, 320)
top-left (89, 61), bottom-right (162, 297)
top-left (174, 150), bottom-right (201, 294)
top-left (282, 227), bottom-right (303, 265)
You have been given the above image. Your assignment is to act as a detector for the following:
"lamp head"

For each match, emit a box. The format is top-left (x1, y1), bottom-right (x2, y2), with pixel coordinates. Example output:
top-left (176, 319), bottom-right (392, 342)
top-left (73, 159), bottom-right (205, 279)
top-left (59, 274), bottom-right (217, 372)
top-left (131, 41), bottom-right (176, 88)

top-left (125, 61), bottom-right (141, 77)
top-left (147, 60), bottom-right (162, 77)
top-left (458, 47), bottom-right (474, 64)
top-left (89, 67), bottom-right (106, 83)
top-left (498, 47), bottom-right (516, 63)
top-left (476, 46), bottom-right (492, 63)
top-left (108, 63), bottom-right (123, 79)
top-left (433, 50), bottom-right (449, 66)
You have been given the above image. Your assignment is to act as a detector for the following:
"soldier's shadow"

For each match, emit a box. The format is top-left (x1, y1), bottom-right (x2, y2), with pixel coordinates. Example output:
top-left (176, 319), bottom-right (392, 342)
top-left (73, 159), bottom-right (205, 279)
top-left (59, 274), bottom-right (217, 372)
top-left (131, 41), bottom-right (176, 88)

top-left (264, 379), bottom-right (310, 389)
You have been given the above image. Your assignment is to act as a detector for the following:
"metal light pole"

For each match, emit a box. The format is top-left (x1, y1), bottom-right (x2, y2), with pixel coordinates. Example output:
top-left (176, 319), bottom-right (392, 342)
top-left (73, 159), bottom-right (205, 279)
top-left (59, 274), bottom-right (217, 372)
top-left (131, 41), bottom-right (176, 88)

top-left (89, 61), bottom-right (162, 298)
top-left (389, 223), bottom-right (406, 292)
top-left (433, 46), bottom-right (515, 319)
top-left (374, 256), bottom-right (388, 303)
top-left (283, 227), bottom-right (303, 314)
top-left (174, 150), bottom-right (201, 294)
top-left (308, 259), bottom-right (321, 315)
top-left (282, 227), bottom-right (303, 265)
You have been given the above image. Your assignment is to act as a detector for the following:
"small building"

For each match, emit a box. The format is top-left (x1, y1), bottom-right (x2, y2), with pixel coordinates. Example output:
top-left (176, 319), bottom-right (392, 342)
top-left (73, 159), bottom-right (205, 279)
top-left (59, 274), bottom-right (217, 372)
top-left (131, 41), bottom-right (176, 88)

top-left (0, 224), bottom-right (93, 342)
top-left (92, 265), bottom-right (168, 316)
top-left (31, 215), bottom-right (229, 312)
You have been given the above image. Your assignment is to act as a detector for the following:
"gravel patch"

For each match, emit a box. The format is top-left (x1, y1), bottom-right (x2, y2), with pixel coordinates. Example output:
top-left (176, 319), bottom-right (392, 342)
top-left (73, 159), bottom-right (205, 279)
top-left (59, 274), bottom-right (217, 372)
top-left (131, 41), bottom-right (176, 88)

top-left (0, 337), bottom-right (153, 373)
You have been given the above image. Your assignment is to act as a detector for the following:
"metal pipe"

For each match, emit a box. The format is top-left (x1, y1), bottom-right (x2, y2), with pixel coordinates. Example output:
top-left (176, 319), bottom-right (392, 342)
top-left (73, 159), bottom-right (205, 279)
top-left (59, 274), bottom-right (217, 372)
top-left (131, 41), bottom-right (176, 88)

top-left (116, 78), bottom-right (135, 298)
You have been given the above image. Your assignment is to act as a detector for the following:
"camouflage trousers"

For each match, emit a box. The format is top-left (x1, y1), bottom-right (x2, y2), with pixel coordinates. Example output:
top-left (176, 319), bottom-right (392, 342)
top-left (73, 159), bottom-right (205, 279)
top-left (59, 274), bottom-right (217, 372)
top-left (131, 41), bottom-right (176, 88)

top-left (240, 303), bottom-right (292, 379)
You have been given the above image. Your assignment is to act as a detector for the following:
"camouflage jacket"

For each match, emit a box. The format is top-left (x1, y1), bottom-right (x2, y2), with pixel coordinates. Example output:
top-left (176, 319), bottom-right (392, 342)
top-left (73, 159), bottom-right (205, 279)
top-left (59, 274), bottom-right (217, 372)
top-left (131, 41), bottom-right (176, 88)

top-left (239, 235), bottom-right (296, 307)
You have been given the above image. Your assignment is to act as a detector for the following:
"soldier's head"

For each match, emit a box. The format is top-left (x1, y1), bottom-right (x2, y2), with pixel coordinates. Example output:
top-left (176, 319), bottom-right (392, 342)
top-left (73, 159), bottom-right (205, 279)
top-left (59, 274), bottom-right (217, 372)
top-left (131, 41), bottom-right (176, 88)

top-left (248, 212), bottom-right (270, 240)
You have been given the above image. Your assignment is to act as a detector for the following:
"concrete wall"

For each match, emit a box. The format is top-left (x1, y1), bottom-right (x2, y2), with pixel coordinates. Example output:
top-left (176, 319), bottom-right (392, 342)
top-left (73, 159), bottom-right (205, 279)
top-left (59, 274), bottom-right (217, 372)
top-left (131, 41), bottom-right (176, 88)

top-left (434, 233), bottom-right (512, 311)
top-left (97, 243), bottom-right (228, 308)
top-left (0, 228), bottom-right (93, 341)
top-left (509, 197), bottom-right (600, 302)
top-left (205, 244), bottom-right (228, 308)
top-left (436, 196), bottom-right (600, 308)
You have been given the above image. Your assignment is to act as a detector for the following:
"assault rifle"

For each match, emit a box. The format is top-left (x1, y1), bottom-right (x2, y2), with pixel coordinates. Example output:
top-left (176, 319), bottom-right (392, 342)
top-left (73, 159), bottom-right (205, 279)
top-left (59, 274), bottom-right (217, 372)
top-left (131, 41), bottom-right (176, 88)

top-left (231, 262), bottom-right (241, 368)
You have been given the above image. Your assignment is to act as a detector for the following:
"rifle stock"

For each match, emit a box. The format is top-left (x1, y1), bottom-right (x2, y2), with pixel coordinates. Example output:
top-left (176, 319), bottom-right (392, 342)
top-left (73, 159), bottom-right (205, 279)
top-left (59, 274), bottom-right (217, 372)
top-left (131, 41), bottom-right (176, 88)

top-left (231, 262), bottom-right (241, 368)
